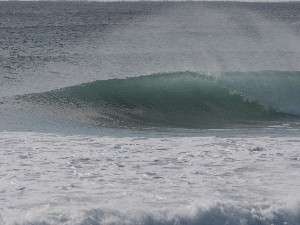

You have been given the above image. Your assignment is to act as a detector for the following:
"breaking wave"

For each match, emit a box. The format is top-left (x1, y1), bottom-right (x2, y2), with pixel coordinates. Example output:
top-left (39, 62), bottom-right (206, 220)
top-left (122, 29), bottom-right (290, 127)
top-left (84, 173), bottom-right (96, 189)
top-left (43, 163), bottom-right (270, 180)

top-left (13, 203), bottom-right (300, 225)
top-left (23, 71), bottom-right (300, 129)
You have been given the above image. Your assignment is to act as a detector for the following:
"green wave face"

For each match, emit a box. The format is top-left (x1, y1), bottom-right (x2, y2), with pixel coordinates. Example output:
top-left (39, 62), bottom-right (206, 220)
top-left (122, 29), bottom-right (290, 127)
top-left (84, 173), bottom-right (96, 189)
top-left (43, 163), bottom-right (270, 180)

top-left (26, 71), bottom-right (300, 128)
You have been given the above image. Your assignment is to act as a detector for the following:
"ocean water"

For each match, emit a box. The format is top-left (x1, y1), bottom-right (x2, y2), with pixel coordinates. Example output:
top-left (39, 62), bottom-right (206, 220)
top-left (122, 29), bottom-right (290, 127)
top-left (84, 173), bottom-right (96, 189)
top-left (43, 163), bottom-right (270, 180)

top-left (0, 1), bottom-right (300, 225)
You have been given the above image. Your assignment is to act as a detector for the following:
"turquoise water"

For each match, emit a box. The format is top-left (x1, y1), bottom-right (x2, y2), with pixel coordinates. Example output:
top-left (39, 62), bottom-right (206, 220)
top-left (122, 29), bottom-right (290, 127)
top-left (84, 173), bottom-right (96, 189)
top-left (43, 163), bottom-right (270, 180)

top-left (1, 2), bottom-right (300, 225)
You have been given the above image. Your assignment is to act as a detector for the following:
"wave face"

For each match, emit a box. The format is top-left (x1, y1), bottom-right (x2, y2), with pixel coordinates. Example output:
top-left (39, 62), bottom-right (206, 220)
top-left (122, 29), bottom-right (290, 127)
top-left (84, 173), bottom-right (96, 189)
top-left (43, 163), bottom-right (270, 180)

top-left (24, 71), bottom-right (300, 129)
top-left (1, 3), bottom-right (300, 225)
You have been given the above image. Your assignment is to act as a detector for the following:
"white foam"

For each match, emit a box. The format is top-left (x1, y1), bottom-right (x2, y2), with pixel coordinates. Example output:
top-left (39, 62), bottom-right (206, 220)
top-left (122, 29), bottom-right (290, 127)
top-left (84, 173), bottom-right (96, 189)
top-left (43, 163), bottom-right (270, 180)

top-left (1, 131), bottom-right (300, 224)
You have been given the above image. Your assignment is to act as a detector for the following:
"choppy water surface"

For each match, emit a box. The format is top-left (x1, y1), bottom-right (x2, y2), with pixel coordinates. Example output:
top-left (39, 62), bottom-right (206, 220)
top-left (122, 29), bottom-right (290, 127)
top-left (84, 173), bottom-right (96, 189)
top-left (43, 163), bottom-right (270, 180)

top-left (0, 2), bottom-right (300, 225)
top-left (1, 131), bottom-right (300, 225)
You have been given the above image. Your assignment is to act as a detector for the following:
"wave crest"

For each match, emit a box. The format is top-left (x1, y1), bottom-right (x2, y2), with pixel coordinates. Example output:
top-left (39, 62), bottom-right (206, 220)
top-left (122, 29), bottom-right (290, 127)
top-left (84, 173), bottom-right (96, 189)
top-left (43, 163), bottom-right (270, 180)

top-left (24, 71), bottom-right (300, 128)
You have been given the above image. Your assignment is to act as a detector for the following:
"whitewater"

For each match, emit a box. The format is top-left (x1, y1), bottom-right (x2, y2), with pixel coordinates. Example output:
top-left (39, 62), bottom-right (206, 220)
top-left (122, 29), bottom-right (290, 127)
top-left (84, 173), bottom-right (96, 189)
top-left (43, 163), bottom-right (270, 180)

top-left (0, 1), bottom-right (300, 225)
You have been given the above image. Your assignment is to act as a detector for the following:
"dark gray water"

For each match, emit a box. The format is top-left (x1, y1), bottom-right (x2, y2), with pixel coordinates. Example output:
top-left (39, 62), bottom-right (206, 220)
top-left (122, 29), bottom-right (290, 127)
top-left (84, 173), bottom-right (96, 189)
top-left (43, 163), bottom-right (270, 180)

top-left (1, 1), bottom-right (300, 97)
top-left (0, 2), bottom-right (300, 225)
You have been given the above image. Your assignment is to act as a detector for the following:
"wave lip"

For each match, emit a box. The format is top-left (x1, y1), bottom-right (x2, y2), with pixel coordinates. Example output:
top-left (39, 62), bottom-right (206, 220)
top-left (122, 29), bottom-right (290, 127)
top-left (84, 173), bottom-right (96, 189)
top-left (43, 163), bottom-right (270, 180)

top-left (24, 71), bottom-right (299, 129)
